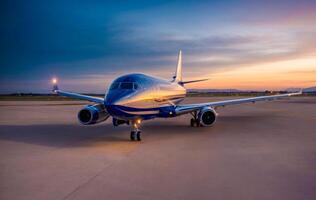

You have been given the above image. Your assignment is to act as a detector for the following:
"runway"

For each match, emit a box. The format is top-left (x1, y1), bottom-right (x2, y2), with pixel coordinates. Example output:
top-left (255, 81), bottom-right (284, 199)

top-left (0, 97), bottom-right (316, 200)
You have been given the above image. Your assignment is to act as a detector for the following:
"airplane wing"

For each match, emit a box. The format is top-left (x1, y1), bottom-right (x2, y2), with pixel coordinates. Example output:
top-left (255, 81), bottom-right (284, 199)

top-left (52, 80), bottom-right (104, 104)
top-left (175, 91), bottom-right (302, 115)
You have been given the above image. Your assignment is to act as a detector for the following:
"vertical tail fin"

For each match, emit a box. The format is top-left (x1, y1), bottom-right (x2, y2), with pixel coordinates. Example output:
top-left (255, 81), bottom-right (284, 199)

top-left (173, 50), bottom-right (182, 83)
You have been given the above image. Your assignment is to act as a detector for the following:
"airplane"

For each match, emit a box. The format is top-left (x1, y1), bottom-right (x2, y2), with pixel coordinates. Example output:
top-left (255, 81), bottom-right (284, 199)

top-left (52, 51), bottom-right (302, 141)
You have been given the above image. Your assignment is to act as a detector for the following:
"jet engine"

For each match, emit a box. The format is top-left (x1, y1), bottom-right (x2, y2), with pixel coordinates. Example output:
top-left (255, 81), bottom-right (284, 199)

top-left (78, 104), bottom-right (109, 125)
top-left (198, 107), bottom-right (217, 126)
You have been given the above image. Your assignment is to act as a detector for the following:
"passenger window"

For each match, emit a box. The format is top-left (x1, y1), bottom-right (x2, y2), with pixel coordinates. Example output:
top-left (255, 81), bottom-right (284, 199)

top-left (120, 82), bottom-right (133, 89)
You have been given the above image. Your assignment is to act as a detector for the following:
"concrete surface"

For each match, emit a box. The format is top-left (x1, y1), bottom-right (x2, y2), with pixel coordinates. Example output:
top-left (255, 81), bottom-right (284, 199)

top-left (0, 97), bottom-right (316, 200)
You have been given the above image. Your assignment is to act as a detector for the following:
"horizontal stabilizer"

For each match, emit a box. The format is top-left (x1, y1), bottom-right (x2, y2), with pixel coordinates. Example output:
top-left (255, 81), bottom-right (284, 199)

top-left (179, 78), bottom-right (209, 85)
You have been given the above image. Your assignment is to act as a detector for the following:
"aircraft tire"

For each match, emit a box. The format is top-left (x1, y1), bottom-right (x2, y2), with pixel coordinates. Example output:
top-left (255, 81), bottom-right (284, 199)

top-left (130, 131), bottom-right (136, 141)
top-left (190, 118), bottom-right (195, 127)
top-left (136, 131), bottom-right (141, 141)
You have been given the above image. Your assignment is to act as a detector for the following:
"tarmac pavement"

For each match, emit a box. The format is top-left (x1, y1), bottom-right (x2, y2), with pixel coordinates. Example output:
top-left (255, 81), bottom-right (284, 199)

top-left (0, 97), bottom-right (315, 200)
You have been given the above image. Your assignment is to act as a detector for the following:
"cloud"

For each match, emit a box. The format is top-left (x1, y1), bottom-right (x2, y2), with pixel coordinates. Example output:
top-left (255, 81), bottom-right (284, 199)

top-left (1, 0), bottom-right (316, 92)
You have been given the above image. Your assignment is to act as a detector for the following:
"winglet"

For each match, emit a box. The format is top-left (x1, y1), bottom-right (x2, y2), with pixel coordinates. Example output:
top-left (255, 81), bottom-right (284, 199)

top-left (288, 88), bottom-right (303, 96)
top-left (52, 78), bottom-right (59, 93)
top-left (173, 50), bottom-right (182, 82)
top-left (299, 88), bottom-right (304, 94)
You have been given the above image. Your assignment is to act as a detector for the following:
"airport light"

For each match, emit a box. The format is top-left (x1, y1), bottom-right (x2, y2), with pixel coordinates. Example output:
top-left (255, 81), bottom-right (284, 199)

top-left (52, 78), bottom-right (58, 84)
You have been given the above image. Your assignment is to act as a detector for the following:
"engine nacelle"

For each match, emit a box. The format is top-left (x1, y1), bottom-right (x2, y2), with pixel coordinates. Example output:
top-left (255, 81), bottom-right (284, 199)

top-left (78, 104), bottom-right (109, 125)
top-left (198, 107), bottom-right (217, 126)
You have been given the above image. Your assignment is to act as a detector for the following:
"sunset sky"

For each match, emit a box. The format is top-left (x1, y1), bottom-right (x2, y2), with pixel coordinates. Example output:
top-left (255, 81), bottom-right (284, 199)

top-left (1, 0), bottom-right (316, 93)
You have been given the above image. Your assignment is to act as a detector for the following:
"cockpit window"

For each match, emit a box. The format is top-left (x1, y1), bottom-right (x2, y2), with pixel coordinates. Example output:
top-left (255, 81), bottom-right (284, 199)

top-left (110, 82), bottom-right (119, 90)
top-left (120, 82), bottom-right (134, 90)
top-left (109, 82), bottom-right (140, 90)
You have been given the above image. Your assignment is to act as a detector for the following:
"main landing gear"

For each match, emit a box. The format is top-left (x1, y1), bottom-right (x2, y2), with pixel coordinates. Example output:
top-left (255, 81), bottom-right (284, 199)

top-left (190, 111), bottom-right (200, 127)
top-left (130, 130), bottom-right (141, 141)
top-left (130, 119), bottom-right (142, 141)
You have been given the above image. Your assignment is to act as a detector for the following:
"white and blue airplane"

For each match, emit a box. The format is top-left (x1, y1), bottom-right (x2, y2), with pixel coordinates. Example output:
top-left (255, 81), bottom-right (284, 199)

top-left (52, 51), bottom-right (302, 141)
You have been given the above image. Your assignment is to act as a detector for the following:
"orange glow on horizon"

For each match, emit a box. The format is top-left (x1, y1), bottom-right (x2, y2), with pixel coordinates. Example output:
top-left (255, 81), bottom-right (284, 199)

top-left (187, 57), bottom-right (316, 90)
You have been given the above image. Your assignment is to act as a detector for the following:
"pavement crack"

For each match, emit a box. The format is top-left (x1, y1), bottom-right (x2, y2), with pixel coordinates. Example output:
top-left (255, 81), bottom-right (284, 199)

top-left (61, 148), bottom-right (139, 200)
top-left (61, 163), bottom-right (111, 200)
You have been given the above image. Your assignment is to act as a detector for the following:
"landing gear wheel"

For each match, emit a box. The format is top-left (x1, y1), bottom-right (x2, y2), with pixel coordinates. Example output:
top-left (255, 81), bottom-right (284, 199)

top-left (136, 131), bottom-right (141, 141)
top-left (130, 131), bottom-right (136, 141)
top-left (190, 118), bottom-right (195, 127)
top-left (190, 118), bottom-right (201, 127)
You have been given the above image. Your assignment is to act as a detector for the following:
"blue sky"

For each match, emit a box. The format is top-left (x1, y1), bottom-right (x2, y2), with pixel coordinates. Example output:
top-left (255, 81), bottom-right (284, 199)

top-left (1, 0), bottom-right (316, 93)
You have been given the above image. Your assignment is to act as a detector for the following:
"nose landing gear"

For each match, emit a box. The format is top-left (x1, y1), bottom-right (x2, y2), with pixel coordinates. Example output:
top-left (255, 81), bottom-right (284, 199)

top-left (130, 119), bottom-right (142, 141)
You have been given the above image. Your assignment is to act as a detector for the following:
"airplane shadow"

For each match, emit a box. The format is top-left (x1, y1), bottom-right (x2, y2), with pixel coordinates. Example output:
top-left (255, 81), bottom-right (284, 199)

top-left (218, 114), bottom-right (273, 122)
top-left (0, 124), bottom-right (128, 148)
top-left (0, 122), bottom-right (199, 148)
top-left (284, 100), bottom-right (316, 104)
top-left (0, 113), bottom-right (273, 148)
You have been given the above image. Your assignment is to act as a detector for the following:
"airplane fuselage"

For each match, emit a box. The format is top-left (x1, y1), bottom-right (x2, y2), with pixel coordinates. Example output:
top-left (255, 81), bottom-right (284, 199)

top-left (104, 73), bottom-right (186, 120)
